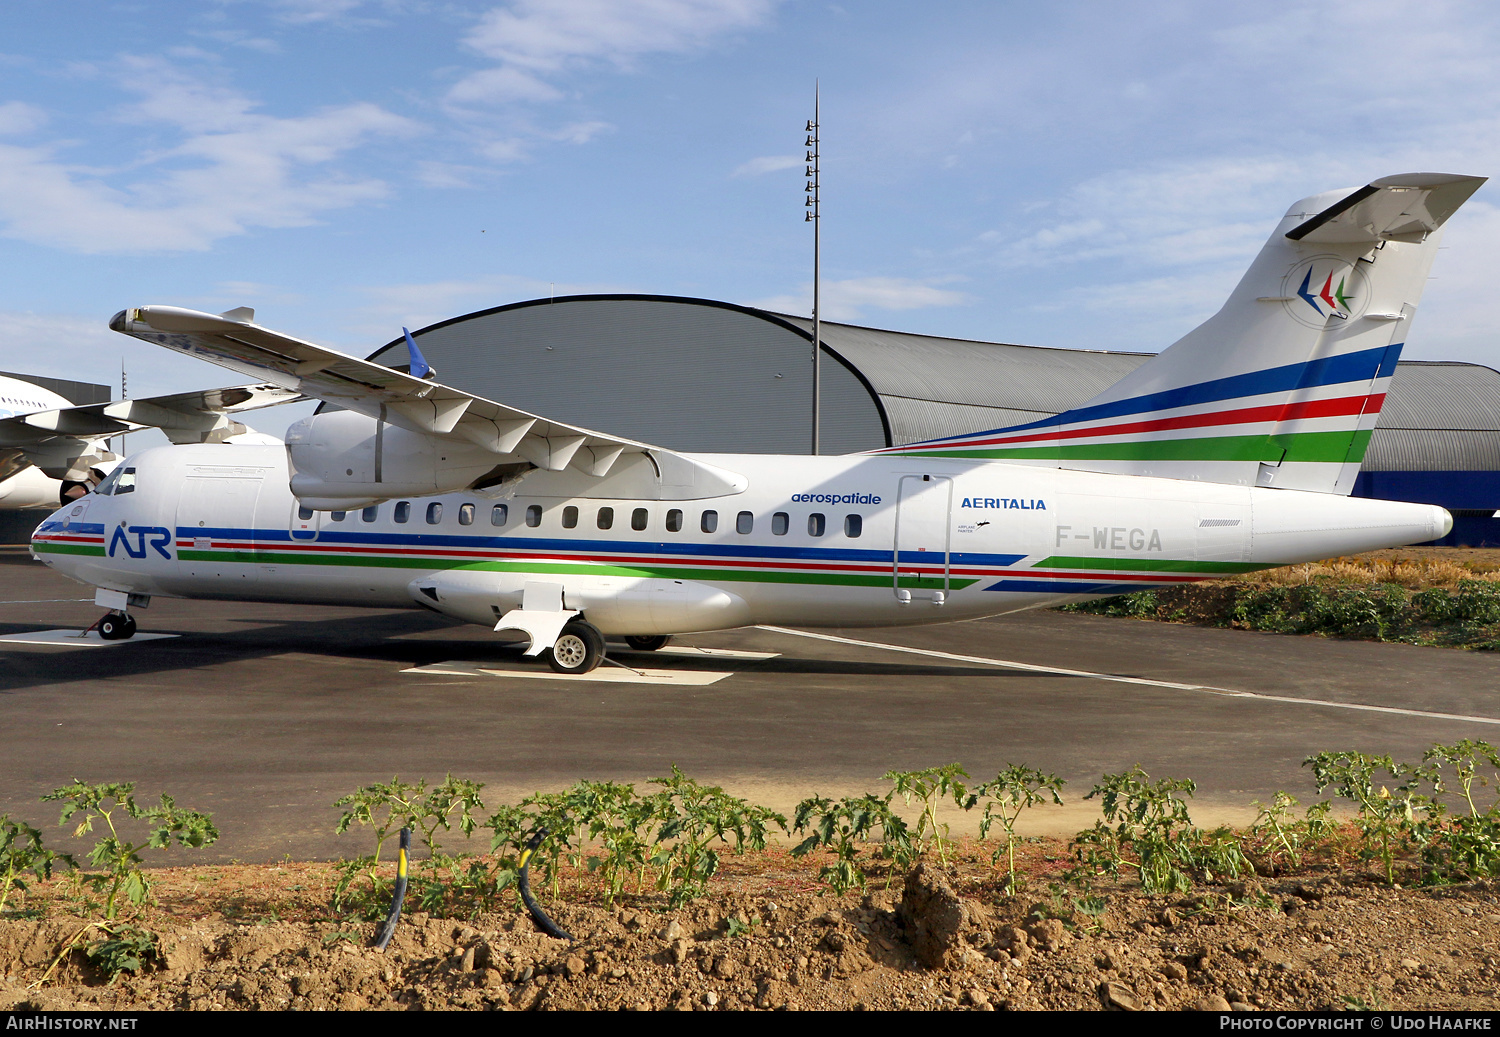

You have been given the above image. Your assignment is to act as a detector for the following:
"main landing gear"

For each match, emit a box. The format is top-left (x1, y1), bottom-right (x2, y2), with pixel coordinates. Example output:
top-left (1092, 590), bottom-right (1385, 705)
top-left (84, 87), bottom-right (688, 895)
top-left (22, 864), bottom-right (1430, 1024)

top-left (96, 611), bottom-right (137, 641)
top-left (543, 620), bottom-right (606, 674)
top-left (623, 635), bottom-right (672, 652)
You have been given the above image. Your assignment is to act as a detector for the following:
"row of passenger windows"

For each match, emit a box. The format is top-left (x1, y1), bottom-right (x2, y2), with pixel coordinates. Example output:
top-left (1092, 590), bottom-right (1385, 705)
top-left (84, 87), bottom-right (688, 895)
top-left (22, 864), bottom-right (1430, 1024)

top-left (302, 502), bottom-right (864, 538)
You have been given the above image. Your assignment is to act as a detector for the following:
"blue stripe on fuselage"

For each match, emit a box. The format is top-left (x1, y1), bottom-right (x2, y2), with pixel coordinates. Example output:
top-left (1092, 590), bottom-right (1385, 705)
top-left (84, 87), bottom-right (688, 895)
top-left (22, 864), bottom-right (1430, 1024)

top-left (177, 526), bottom-right (1026, 569)
top-left (904, 343), bottom-right (1402, 446)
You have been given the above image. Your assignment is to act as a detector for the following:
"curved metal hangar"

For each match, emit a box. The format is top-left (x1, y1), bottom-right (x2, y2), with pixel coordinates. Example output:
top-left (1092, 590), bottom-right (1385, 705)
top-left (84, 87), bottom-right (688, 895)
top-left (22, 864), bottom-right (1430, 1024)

top-left (365, 295), bottom-right (1500, 547)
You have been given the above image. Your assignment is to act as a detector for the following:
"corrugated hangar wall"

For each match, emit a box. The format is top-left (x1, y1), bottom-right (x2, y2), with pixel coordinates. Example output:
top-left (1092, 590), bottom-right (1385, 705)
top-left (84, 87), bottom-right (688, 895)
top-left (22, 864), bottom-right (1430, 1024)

top-left (369, 297), bottom-right (886, 455)
top-left (373, 295), bottom-right (1500, 546)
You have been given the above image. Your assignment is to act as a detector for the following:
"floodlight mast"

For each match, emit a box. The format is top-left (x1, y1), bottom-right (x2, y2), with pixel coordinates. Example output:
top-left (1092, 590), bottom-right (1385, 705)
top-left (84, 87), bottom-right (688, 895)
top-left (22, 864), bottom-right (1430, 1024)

top-left (805, 82), bottom-right (820, 455)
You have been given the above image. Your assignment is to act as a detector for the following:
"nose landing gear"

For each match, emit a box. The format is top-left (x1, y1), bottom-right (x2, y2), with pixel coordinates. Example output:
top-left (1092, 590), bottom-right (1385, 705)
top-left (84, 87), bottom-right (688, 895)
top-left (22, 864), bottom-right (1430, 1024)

top-left (96, 611), bottom-right (137, 641)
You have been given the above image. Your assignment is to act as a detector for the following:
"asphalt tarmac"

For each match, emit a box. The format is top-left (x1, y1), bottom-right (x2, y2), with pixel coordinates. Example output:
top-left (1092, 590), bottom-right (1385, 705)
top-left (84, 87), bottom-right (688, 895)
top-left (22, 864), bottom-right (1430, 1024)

top-left (2, 547), bottom-right (1498, 862)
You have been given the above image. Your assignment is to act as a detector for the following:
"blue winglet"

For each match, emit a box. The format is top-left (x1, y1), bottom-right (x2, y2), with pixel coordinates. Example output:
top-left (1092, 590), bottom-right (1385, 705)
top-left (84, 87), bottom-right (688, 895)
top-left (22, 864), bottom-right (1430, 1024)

top-left (402, 327), bottom-right (433, 379)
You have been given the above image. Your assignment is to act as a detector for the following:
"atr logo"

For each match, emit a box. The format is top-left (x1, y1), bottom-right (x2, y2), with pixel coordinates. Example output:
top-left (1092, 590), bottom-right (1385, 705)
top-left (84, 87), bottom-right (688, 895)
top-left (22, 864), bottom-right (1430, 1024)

top-left (1280, 255), bottom-right (1370, 329)
top-left (108, 525), bottom-right (172, 560)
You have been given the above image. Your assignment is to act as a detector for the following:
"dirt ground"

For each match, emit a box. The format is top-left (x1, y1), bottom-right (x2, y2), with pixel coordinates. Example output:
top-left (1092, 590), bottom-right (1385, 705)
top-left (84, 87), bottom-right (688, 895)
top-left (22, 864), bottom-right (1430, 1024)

top-left (2, 844), bottom-right (1498, 1012)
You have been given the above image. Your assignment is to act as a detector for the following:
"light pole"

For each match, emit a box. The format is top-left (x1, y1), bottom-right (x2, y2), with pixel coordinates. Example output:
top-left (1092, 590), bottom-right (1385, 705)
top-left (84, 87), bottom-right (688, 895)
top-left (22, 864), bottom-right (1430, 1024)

top-left (805, 82), bottom-right (820, 455)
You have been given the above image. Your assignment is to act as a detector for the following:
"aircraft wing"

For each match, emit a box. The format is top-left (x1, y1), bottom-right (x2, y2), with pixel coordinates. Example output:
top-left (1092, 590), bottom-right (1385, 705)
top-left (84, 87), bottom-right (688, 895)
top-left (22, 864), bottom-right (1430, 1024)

top-left (0, 381), bottom-right (302, 482)
top-left (111, 305), bottom-right (665, 477)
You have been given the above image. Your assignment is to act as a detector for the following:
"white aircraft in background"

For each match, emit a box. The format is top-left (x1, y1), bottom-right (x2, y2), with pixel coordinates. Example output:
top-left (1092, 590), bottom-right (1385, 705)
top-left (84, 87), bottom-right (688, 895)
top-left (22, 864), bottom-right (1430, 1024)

top-left (30, 173), bottom-right (1482, 665)
top-left (0, 351), bottom-right (298, 511)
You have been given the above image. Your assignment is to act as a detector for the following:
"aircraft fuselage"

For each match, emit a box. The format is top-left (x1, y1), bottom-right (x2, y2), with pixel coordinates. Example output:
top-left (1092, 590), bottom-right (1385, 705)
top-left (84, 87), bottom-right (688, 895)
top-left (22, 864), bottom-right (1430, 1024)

top-left (31, 442), bottom-right (1451, 635)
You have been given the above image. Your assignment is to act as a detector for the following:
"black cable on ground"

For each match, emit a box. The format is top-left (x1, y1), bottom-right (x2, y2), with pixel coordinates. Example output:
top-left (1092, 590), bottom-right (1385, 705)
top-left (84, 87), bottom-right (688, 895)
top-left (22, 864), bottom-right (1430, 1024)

top-left (518, 828), bottom-right (573, 941)
top-left (374, 828), bottom-right (410, 952)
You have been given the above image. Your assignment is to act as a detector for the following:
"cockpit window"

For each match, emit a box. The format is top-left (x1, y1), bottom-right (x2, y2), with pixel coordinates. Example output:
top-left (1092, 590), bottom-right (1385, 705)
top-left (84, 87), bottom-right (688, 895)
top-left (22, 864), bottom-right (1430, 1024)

top-left (95, 467), bottom-right (123, 496)
top-left (114, 468), bottom-right (137, 495)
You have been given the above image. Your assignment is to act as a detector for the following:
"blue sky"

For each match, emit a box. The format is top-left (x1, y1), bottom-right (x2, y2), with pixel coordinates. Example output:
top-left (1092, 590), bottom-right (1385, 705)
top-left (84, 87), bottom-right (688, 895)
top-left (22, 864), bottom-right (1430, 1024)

top-left (1, 0), bottom-right (1498, 436)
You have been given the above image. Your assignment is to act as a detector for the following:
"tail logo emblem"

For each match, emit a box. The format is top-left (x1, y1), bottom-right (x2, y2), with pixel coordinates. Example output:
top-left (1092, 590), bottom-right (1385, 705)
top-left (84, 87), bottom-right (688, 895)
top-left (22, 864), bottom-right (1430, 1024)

top-left (1280, 256), bottom-right (1369, 329)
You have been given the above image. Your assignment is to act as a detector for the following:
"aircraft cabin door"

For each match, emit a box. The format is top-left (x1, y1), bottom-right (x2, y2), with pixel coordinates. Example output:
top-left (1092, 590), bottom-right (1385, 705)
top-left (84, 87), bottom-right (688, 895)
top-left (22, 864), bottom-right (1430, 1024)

top-left (892, 474), bottom-right (953, 605)
top-left (177, 475), bottom-right (264, 582)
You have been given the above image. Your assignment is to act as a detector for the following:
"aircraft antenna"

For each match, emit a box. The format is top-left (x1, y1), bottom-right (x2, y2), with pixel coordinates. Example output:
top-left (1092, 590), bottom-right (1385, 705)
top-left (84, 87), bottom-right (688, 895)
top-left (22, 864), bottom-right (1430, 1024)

top-left (805, 81), bottom-right (821, 455)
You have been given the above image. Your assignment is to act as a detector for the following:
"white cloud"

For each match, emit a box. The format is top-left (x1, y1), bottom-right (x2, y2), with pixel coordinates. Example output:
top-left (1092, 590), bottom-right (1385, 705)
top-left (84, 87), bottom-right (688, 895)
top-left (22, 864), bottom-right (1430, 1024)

top-left (268, 0), bottom-right (373, 25)
top-left (754, 276), bottom-right (969, 321)
top-left (994, 157), bottom-right (1328, 271)
top-left (345, 274), bottom-right (623, 340)
top-left (441, 1), bottom-right (781, 169)
top-left (0, 101), bottom-right (46, 136)
top-left (460, 0), bottom-right (777, 75)
top-left (731, 154), bottom-right (798, 178)
top-left (445, 66), bottom-right (562, 106)
top-left (1402, 200), bottom-right (1500, 367)
top-left (0, 57), bottom-right (418, 254)
top-left (549, 120), bottom-right (610, 145)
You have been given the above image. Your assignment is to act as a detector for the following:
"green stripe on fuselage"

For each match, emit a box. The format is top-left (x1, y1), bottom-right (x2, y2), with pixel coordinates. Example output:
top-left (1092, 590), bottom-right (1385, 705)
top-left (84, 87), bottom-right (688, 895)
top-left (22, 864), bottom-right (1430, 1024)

top-left (895, 429), bottom-right (1371, 464)
top-left (1033, 556), bottom-right (1270, 574)
top-left (32, 542), bottom-right (106, 557)
top-left (178, 548), bottom-right (979, 590)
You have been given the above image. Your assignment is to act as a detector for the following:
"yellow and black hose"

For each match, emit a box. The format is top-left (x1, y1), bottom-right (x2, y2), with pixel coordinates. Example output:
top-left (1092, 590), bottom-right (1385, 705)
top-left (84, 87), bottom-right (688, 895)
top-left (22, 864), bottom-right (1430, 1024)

top-left (518, 828), bottom-right (573, 941)
top-left (375, 828), bottom-right (410, 952)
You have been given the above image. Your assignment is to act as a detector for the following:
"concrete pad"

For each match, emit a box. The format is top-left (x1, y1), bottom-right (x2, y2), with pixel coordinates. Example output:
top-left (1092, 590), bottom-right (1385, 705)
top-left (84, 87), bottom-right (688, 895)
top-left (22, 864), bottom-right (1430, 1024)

top-left (614, 645), bottom-right (780, 661)
top-left (0, 629), bottom-right (179, 647)
top-left (403, 659), bottom-right (733, 686)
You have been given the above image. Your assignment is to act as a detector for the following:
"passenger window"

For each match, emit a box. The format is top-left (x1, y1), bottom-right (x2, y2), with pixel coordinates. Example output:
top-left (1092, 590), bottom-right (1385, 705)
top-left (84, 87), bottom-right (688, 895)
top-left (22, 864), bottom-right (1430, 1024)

top-left (562, 505), bottom-right (578, 529)
top-left (597, 507), bottom-right (614, 530)
top-left (665, 509), bottom-right (683, 532)
top-left (331, 511), bottom-right (347, 522)
top-left (459, 503), bottom-right (475, 526)
top-left (362, 505), bottom-right (379, 523)
top-left (701, 510), bottom-right (718, 533)
top-left (394, 501), bottom-right (411, 523)
top-left (844, 514), bottom-right (862, 538)
top-left (298, 504), bottom-right (314, 521)
top-left (491, 504), bottom-right (508, 527)
top-left (772, 512), bottom-right (789, 535)
top-left (737, 511), bottom-right (753, 534)
top-left (632, 507), bottom-right (648, 531)
top-left (426, 502), bottom-right (443, 524)
top-left (808, 513), bottom-right (825, 537)
top-left (116, 468), bottom-right (137, 495)
top-left (526, 504), bottom-right (542, 528)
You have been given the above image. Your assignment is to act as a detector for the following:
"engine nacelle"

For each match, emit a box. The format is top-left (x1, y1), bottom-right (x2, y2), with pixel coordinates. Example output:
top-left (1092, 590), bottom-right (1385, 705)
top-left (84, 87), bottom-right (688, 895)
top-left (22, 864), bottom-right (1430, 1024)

top-left (286, 410), bottom-right (507, 507)
top-left (408, 569), bottom-right (751, 636)
top-left (0, 464), bottom-right (63, 509)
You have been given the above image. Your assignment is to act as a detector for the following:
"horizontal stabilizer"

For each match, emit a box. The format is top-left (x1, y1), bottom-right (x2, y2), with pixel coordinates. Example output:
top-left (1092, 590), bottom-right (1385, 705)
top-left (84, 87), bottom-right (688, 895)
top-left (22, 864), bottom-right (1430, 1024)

top-left (1285, 173), bottom-right (1484, 245)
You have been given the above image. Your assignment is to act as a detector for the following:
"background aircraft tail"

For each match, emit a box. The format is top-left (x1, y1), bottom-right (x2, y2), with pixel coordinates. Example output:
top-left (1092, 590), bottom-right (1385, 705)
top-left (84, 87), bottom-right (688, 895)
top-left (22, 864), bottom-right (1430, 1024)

top-left (888, 173), bottom-right (1485, 493)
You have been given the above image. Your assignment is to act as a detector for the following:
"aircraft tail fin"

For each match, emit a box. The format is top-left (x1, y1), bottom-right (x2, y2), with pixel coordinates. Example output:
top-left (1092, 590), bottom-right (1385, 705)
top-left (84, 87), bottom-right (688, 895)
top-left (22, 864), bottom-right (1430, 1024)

top-left (886, 172), bottom-right (1485, 493)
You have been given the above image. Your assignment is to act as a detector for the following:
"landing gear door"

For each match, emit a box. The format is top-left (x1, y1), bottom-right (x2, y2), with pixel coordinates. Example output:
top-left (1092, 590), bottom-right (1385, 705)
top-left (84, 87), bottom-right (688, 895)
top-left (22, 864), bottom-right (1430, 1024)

top-left (893, 474), bottom-right (953, 603)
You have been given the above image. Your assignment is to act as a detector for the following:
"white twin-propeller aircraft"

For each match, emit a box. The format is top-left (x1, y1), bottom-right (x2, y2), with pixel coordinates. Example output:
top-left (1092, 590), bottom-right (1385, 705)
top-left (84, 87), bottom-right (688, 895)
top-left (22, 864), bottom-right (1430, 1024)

top-left (30, 173), bottom-right (1483, 670)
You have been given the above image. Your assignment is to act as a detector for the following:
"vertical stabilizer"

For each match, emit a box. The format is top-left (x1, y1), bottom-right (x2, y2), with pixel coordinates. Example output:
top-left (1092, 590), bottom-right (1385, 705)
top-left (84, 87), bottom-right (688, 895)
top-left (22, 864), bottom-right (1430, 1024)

top-left (887, 173), bottom-right (1485, 493)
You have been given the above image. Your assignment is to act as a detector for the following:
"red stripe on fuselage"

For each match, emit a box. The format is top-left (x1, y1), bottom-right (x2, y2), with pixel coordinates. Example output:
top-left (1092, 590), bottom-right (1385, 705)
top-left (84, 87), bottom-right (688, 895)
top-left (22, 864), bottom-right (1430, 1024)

top-left (893, 392), bottom-right (1385, 451)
